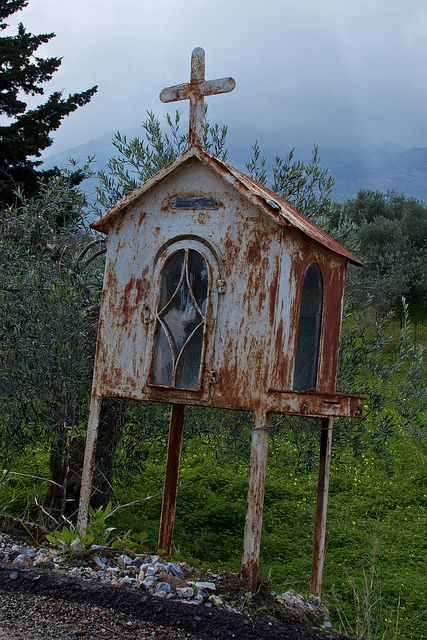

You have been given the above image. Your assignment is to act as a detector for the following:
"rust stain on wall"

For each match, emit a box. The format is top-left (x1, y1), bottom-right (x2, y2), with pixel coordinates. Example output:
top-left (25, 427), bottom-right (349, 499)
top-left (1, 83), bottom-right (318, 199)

top-left (90, 155), bottom-right (361, 420)
top-left (268, 255), bottom-right (280, 324)
top-left (245, 235), bottom-right (262, 265)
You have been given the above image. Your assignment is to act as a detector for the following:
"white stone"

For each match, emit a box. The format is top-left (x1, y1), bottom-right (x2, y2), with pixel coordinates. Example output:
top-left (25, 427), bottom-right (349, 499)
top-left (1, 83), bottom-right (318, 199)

top-left (192, 581), bottom-right (216, 591)
top-left (156, 581), bottom-right (172, 594)
top-left (167, 562), bottom-right (185, 579)
top-left (93, 556), bottom-right (107, 569)
top-left (176, 587), bottom-right (194, 599)
top-left (69, 539), bottom-right (85, 554)
top-left (34, 553), bottom-right (52, 566)
top-left (141, 576), bottom-right (156, 588)
top-left (12, 554), bottom-right (32, 566)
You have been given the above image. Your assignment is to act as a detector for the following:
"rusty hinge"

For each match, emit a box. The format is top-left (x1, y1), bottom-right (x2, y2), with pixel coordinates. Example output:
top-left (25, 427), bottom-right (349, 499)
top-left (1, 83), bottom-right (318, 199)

top-left (143, 306), bottom-right (154, 324)
top-left (217, 279), bottom-right (226, 294)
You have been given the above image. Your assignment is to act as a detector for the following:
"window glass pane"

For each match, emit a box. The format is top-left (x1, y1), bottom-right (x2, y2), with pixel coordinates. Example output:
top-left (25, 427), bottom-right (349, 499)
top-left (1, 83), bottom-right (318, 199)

top-left (187, 249), bottom-right (208, 313)
top-left (151, 323), bottom-right (173, 386)
top-left (159, 250), bottom-right (184, 309)
top-left (162, 276), bottom-right (202, 356)
top-left (150, 248), bottom-right (209, 390)
top-left (293, 264), bottom-right (323, 391)
top-left (175, 324), bottom-right (204, 389)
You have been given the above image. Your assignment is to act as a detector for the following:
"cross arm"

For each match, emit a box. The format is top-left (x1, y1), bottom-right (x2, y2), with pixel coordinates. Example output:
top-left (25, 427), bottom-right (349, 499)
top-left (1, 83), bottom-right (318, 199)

top-left (160, 77), bottom-right (236, 104)
top-left (159, 48), bottom-right (236, 148)
top-left (160, 83), bottom-right (191, 103)
top-left (201, 77), bottom-right (236, 96)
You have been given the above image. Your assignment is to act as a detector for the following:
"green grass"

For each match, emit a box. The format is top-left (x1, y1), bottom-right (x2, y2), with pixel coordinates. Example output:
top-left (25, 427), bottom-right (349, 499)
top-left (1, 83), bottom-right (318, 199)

top-left (1, 425), bottom-right (425, 639)
top-left (1, 310), bottom-right (426, 640)
top-left (102, 429), bottom-right (426, 640)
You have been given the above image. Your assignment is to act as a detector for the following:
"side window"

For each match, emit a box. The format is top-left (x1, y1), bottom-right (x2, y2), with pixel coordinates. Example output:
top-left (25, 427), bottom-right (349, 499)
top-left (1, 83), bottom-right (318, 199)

top-left (150, 248), bottom-right (209, 390)
top-left (293, 263), bottom-right (323, 391)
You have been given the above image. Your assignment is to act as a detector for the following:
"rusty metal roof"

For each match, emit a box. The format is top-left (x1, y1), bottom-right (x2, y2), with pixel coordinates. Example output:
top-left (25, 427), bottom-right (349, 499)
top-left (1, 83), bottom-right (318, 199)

top-left (91, 146), bottom-right (362, 266)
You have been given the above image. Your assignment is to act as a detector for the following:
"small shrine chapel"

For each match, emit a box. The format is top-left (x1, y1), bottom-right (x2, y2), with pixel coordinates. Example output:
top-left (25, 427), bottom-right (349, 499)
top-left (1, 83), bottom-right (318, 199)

top-left (77, 48), bottom-right (363, 594)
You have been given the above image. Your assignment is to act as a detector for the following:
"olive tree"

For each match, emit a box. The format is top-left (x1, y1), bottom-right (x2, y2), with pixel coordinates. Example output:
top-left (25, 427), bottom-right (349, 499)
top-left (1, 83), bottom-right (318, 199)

top-left (330, 191), bottom-right (427, 312)
top-left (0, 171), bottom-right (107, 523)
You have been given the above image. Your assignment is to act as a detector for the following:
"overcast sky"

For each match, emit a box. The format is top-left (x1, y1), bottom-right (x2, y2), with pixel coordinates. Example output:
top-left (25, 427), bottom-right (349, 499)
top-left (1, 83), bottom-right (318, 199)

top-left (4, 0), bottom-right (427, 155)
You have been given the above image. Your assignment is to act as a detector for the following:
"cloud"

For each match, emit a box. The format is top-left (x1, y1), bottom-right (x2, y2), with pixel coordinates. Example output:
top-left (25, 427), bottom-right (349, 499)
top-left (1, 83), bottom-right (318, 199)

top-left (5, 0), bottom-right (427, 153)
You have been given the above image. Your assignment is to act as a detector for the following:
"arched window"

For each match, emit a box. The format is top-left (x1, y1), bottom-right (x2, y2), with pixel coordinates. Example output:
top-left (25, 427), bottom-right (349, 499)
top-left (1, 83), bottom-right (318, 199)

top-left (150, 248), bottom-right (209, 390)
top-left (293, 263), bottom-right (323, 391)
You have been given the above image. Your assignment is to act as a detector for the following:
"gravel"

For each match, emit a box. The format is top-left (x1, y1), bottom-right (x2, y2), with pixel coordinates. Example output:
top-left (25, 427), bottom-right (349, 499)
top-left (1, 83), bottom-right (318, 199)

top-left (0, 533), bottom-right (352, 640)
top-left (0, 589), bottom-right (191, 639)
top-left (0, 563), bottom-right (353, 640)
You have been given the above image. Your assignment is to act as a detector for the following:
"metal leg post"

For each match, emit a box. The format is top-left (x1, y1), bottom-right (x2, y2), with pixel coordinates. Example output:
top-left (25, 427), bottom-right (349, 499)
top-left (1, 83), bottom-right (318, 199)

top-left (158, 404), bottom-right (185, 554)
top-left (77, 394), bottom-right (102, 535)
top-left (241, 410), bottom-right (270, 591)
top-left (311, 416), bottom-right (334, 598)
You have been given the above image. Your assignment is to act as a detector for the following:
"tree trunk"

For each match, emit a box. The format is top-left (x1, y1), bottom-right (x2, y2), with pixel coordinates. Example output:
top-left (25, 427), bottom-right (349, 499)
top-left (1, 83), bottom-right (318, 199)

top-left (40, 424), bottom-right (67, 529)
top-left (92, 398), bottom-right (126, 508)
top-left (41, 398), bottom-right (126, 528)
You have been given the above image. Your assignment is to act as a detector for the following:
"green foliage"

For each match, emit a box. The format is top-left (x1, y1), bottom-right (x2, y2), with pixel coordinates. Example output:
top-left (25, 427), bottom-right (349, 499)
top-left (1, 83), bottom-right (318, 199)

top-left (44, 501), bottom-right (149, 556)
top-left (45, 501), bottom-right (115, 555)
top-left (94, 110), bottom-right (333, 226)
top-left (86, 501), bottom-right (116, 545)
top-left (331, 558), bottom-right (404, 640)
top-left (0, 172), bottom-right (103, 461)
top-left (0, 469), bottom-right (22, 515)
top-left (330, 191), bottom-right (427, 311)
top-left (0, 0), bottom-right (97, 205)
top-left (335, 300), bottom-right (426, 475)
top-left (95, 110), bottom-right (228, 212)
top-left (46, 526), bottom-right (95, 555)
top-left (111, 530), bottom-right (148, 554)
top-left (246, 142), bottom-right (334, 223)
top-left (0, 448), bottom-right (51, 522)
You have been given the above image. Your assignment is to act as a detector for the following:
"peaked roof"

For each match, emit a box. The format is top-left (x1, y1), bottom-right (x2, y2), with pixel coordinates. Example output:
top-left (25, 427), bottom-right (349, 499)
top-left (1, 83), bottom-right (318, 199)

top-left (91, 146), bottom-right (362, 266)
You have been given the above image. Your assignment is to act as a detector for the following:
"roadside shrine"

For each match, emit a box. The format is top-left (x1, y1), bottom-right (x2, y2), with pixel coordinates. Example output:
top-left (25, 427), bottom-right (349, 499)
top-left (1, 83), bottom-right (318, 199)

top-left (77, 48), bottom-right (363, 594)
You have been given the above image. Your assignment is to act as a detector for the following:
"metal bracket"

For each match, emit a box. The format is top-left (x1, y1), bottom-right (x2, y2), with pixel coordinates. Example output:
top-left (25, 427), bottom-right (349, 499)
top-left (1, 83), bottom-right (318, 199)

top-left (143, 306), bottom-right (154, 324)
top-left (217, 279), bottom-right (226, 294)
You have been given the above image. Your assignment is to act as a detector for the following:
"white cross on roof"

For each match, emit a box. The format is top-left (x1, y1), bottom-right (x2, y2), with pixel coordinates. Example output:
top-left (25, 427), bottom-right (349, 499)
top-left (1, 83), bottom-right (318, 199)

top-left (159, 47), bottom-right (236, 148)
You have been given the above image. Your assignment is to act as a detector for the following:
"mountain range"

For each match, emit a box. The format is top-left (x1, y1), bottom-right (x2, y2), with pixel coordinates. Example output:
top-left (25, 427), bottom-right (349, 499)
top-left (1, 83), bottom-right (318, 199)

top-left (43, 122), bottom-right (427, 204)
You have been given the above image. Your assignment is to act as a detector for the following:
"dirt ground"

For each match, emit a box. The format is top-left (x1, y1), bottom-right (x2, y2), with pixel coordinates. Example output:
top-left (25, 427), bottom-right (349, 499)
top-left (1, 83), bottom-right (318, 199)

top-left (0, 564), bottom-right (352, 640)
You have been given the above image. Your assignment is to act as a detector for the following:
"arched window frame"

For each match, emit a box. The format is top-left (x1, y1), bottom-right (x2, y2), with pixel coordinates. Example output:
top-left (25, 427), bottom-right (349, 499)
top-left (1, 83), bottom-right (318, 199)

top-left (292, 262), bottom-right (324, 392)
top-left (146, 237), bottom-right (221, 393)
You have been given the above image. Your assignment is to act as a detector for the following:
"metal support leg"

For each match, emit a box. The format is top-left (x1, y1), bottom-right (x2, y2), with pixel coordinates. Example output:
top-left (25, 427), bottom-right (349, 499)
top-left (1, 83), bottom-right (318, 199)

top-left (311, 416), bottom-right (333, 598)
top-left (77, 394), bottom-right (102, 535)
top-left (158, 404), bottom-right (185, 554)
top-left (241, 410), bottom-right (270, 591)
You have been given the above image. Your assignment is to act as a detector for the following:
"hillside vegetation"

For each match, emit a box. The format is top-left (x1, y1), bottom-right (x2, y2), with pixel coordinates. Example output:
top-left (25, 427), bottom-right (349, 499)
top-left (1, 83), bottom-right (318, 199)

top-left (0, 117), bottom-right (426, 639)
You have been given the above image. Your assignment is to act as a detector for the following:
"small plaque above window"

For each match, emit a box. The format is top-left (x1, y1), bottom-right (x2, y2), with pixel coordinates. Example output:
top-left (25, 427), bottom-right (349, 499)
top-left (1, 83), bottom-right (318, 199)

top-left (171, 195), bottom-right (218, 210)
